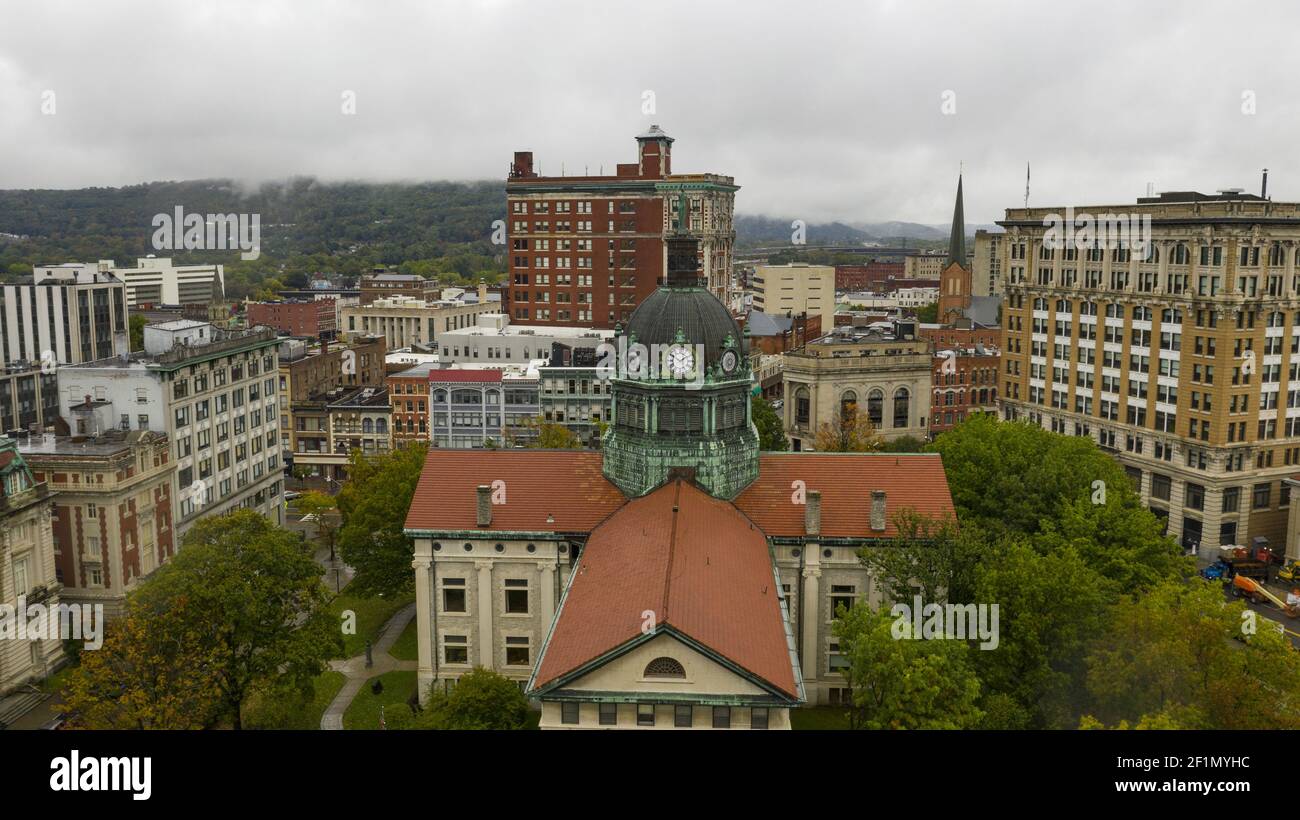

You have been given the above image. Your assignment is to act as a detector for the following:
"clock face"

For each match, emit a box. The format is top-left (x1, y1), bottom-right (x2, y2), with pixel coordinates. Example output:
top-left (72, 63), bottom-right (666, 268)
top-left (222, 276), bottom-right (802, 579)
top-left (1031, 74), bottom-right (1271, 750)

top-left (721, 349), bottom-right (738, 373)
top-left (668, 345), bottom-right (694, 378)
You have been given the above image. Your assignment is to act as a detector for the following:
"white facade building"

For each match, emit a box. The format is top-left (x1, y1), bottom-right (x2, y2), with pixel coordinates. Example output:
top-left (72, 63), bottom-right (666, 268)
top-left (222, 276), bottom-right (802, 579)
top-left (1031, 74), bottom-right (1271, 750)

top-left (108, 257), bottom-right (225, 307)
top-left (58, 323), bottom-right (283, 536)
top-left (437, 314), bottom-right (612, 366)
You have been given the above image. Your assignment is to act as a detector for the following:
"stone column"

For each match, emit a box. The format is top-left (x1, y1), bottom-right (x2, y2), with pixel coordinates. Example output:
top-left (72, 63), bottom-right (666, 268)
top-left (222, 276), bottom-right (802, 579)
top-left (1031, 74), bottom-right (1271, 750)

top-left (412, 549), bottom-right (434, 700)
top-left (800, 565), bottom-right (821, 686)
top-left (476, 558), bottom-right (494, 668)
top-left (1286, 240), bottom-right (1296, 298)
top-left (540, 559), bottom-right (558, 628)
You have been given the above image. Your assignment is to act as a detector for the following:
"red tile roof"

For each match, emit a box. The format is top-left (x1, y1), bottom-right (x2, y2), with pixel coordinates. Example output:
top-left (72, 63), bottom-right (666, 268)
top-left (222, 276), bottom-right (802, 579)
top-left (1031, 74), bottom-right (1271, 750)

top-left (428, 369), bottom-right (503, 383)
top-left (533, 479), bottom-right (799, 699)
top-left (403, 450), bottom-right (626, 533)
top-left (733, 453), bottom-right (956, 538)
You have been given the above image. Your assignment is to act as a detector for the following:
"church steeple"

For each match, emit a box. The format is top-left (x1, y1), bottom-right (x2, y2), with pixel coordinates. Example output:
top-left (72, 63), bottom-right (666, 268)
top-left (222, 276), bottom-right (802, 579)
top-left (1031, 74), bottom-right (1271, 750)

top-left (947, 172), bottom-right (966, 268)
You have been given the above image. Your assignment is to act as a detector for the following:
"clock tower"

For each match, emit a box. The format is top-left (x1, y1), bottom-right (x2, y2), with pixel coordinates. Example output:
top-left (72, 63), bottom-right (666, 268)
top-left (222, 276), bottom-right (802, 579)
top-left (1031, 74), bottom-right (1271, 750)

top-left (601, 226), bottom-right (760, 500)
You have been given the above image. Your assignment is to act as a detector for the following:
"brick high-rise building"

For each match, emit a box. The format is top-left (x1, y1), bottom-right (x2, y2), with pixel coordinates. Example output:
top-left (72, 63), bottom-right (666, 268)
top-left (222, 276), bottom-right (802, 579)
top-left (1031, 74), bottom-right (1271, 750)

top-left (246, 298), bottom-right (336, 338)
top-left (999, 189), bottom-right (1300, 558)
top-left (504, 126), bottom-right (737, 328)
top-left (835, 261), bottom-right (905, 291)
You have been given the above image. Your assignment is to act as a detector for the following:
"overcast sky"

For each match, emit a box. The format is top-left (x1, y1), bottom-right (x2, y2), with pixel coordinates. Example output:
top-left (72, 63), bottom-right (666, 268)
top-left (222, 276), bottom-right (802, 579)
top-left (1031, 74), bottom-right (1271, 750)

top-left (1, 0), bottom-right (1297, 224)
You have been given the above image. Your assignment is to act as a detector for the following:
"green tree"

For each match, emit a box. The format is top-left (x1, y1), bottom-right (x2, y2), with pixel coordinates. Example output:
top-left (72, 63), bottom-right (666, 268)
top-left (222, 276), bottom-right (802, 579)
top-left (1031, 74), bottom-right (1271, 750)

top-left (832, 605), bottom-right (983, 729)
top-left (812, 412), bottom-right (883, 453)
top-left (914, 302), bottom-right (939, 323)
top-left (970, 535), bottom-right (1113, 728)
top-left (858, 510), bottom-right (978, 605)
top-left (751, 396), bottom-right (788, 451)
top-left (61, 596), bottom-right (224, 729)
top-left (129, 314), bottom-right (147, 352)
top-left (126, 510), bottom-right (341, 729)
top-left (515, 416), bottom-right (580, 449)
top-left (390, 667), bottom-right (530, 730)
top-left (1085, 580), bottom-right (1300, 730)
top-left (928, 414), bottom-right (1186, 589)
top-left (336, 442), bottom-right (428, 597)
top-left (885, 434), bottom-right (927, 452)
top-left (297, 490), bottom-right (339, 554)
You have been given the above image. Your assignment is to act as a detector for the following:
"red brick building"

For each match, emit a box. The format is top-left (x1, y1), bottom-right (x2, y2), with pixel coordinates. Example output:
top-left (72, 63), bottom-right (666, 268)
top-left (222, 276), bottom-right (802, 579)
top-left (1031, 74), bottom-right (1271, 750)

top-left (20, 430), bottom-right (175, 617)
top-left (744, 310), bottom-right (821, 355)
top-left (360, 272), bottom-right (440, 306)
top-left (835, 261), bottom-right (904, 291)
top-left (387, 363), bottom-right (433, 445)
top-left (247, 298), bottom-right (336, 338)
top-left (919, 323), bottom-right (1000, 350)
top-left (929, 348), bottom-right (1001, 434)
top-left (504, 126), bottom-right (737, 328)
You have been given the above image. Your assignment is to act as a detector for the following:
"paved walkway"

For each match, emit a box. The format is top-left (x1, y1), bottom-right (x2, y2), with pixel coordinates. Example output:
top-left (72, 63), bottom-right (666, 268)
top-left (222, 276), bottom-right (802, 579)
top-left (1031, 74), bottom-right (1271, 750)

top-left (320, 603), bottom-right (417, 730)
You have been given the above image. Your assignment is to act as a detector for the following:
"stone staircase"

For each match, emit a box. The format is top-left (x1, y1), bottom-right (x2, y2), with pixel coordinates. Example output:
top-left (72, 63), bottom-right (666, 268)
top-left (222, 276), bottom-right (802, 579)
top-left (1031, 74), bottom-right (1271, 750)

top-left (0, 685), bottom-right (51, 729)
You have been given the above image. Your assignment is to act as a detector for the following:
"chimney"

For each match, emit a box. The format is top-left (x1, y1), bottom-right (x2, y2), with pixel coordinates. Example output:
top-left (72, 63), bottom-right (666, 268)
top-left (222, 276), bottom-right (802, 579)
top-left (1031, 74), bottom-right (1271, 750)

top-left (804, 490), bottom-right (821, 537)
top-left (476, 484), bottom-right (492, 527)
top-left (1262, 168), bottom-right (1269, 199)
top-left (477, 279), bottom-right (488, 305)
top-left (870, 490), bottom-right (887, 532)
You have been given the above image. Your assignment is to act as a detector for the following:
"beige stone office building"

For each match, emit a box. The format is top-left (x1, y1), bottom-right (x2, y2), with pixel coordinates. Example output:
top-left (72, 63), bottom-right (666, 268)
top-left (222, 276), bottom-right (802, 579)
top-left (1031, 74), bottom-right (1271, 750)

top-left (59, 322), bottom-right (284, 537)
top-left (973, 229), bottom-right (1008, 297)
top-left (999, 190), bottom-right (1300, 558)
top-left (782, 323), bottom-right (933, 449)
top-left (19, 430), bottom-right (175, 618)
top-left (904, 253), bottom-right (948, 279)
top-left (0, 437), bottom-right (64, 697)
top-left (340, 296), bottom-right (493, 351)
top-left (750, 264), bottom-right (834, 325)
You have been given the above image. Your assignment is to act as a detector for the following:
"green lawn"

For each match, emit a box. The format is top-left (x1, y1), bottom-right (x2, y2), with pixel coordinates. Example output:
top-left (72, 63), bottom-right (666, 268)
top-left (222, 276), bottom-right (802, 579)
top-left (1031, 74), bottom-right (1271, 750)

top-left (243, 671), bottom-right (347, 730)
top-left (791, 706), bottom-right (852, 730)
top-left (326, 589), bottom-right (415, 659)
top-left (343, 670), bottom-right (418, 730)
top-left (388, 617), bottom-right (418, 662)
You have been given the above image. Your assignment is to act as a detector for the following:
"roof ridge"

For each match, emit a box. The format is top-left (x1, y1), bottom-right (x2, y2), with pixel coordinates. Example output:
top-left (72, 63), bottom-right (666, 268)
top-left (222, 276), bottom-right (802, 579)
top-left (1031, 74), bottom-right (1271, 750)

top-left (660, 480), bottom-right (682, 625)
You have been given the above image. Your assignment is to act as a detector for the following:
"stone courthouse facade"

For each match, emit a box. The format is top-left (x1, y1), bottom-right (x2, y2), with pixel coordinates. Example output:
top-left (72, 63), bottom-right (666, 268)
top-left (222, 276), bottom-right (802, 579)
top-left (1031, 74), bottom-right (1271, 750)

top-left (404, 232), bottom-right (957, 727)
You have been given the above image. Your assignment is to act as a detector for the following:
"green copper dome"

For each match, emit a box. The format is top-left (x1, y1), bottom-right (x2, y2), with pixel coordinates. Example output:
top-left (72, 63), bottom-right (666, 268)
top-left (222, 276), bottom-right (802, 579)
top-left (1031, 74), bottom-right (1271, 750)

top-left (623, 286), bottom-right (742, 372)
top-left (601, 230), bottom-right (759, 501)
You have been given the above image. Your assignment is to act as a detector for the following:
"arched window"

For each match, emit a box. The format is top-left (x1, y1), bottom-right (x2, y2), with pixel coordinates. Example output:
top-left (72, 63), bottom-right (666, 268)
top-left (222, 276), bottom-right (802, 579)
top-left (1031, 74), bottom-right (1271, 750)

top-left (362, 418), bottom-right (374, 434)
top-left (794, 387), bottom-right (810, 424)
top-left (644, 657), bottom-right (686, 679)
top-left (893, 387), bottom-right (910, 429)
top-left (867, 389), bottom-right (883, 426)
top-left (840, 390), bottom-right (857, 423)
top-left (376, 418), bottom-right (388, 434)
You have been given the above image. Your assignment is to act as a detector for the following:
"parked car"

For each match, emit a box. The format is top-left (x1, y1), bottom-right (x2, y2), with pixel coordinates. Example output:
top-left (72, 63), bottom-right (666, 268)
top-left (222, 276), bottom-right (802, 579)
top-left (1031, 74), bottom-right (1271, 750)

top-left (283, 491), bottom-right (302, 503)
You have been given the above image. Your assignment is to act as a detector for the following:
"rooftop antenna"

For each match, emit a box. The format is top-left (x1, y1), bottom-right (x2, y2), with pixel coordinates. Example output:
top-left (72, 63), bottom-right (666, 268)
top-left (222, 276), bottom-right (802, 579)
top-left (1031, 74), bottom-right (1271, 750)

top-left (1024, 162), bottom-right (1030, 208)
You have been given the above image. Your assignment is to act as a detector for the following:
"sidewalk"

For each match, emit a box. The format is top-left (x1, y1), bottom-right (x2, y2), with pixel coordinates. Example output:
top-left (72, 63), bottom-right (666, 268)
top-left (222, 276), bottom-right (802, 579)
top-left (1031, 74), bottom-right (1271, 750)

top-left (319, 602), bottom-right (416, 730)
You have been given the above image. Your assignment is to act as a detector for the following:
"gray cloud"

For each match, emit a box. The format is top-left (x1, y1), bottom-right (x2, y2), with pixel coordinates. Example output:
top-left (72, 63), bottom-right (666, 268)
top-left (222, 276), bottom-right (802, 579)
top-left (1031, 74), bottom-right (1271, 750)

top-left (1, 0), bottom-right (1297, 224)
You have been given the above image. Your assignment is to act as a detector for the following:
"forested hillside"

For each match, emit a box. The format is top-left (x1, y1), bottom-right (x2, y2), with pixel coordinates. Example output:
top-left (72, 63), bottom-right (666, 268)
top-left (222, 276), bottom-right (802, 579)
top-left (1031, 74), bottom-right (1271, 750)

top-left (0, 178), bottom-right (508, 298)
